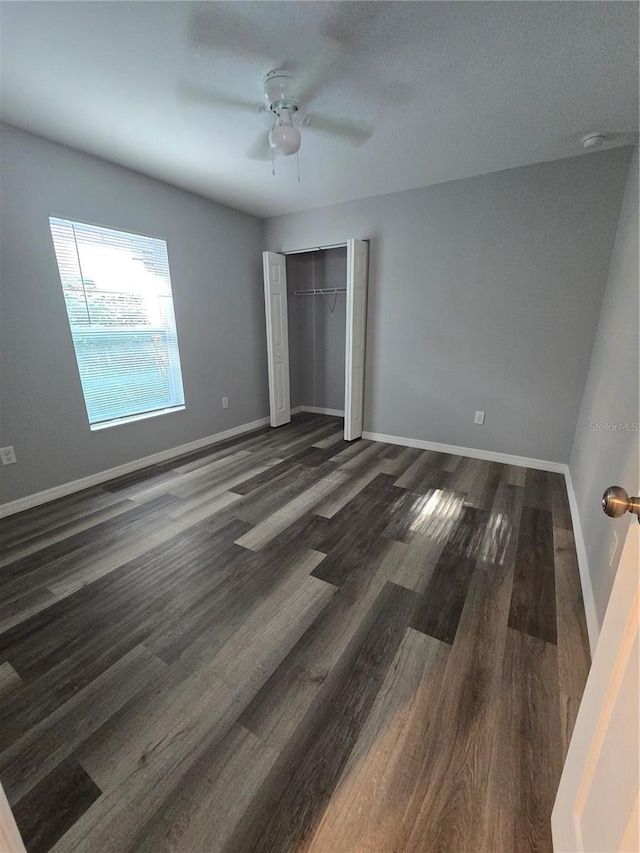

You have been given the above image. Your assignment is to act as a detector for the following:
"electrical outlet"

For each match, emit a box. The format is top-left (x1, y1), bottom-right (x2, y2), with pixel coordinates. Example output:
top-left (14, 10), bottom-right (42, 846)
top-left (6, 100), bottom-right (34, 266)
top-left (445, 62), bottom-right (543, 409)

top-left (474, 411), bottom-right (485, 425)
top-left (0, 445), bottom-right (17, 465)
top-left (222, 396), bottom-right (229, 409)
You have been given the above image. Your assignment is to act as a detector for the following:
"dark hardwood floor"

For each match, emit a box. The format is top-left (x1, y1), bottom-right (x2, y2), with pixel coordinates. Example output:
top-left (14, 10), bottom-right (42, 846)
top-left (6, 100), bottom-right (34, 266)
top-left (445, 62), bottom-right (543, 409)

top-left (0, 414), bottom-right (591, 852)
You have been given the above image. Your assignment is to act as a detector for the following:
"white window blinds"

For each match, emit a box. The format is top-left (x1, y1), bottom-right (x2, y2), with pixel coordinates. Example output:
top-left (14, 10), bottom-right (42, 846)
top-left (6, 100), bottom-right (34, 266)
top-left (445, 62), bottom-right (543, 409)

top-left (49, 217), bottom-right (185, 429)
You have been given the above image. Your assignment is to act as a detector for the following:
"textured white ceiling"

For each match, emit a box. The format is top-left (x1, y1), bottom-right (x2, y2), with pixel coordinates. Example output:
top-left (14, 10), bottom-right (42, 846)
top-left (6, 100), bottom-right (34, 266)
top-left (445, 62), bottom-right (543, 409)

top-left (1, 1), bottom-right (637, 217)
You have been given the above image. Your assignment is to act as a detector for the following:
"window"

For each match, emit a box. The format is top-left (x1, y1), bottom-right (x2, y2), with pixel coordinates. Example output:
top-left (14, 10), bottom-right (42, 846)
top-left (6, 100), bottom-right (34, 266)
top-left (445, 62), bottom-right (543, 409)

top-left (49, 218), bottom-right (185, 430)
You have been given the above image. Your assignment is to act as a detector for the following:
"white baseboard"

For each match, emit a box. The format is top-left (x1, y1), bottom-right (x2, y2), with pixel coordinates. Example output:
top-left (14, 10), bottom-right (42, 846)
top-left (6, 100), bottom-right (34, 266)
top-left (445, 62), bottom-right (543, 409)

top-left (563, 469), bottom-right (600, 656)
top-left (0, 416), bottom-right (271, 519)
top-left (300, 406), bottom-right (344, 417)
top-left (291, 405), bottom-right (344, 417)
top-left (361, 430), bottom-right (566, 473)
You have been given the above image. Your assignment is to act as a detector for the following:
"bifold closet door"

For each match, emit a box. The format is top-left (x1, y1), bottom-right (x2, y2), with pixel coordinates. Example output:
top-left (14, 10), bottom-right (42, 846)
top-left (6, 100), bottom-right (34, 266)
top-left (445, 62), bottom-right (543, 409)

top-left (262, 251), bottom-right (291, 427)
top-left (344, 239), bottom-right (369, 440)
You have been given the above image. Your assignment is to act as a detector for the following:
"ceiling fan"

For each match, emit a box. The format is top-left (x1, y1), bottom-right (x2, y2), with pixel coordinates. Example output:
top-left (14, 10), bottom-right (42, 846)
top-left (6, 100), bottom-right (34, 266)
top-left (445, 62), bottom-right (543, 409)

top-left (263, 70), bottom-right (304, 157)
top-left (178, 69), bottom-right (373, 161)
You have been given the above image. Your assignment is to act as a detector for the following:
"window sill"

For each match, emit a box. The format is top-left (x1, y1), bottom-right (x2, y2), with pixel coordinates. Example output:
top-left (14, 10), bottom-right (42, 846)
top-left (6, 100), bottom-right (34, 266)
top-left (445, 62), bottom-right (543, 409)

top-left (90, 405), bottom-right (185, 431)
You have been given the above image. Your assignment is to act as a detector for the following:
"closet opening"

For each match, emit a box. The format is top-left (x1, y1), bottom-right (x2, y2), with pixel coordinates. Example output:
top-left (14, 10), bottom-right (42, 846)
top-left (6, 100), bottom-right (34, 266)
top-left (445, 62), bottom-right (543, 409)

top-left (286, 247), bottom-right (347, 425)
top-left (263, 239), bottom-right (368, 440)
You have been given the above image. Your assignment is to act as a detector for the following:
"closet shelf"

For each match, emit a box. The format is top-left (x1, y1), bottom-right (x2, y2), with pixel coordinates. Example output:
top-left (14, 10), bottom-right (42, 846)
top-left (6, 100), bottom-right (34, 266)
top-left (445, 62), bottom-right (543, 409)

top-left (294, 288), bottom-right (346, 295)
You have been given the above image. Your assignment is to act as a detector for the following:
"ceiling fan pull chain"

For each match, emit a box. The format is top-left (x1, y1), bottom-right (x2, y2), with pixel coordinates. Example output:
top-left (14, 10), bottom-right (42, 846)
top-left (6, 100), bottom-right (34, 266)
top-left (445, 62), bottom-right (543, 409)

top-left (272, 145), bottom-right (276, 177)
top-left (296, 151), bottom-right (301, 184)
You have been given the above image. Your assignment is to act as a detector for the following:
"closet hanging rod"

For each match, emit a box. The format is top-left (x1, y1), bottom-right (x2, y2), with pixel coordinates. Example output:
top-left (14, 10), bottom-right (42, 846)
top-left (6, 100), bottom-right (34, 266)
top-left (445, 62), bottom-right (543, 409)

top-left (294, 288), bottom-right (347, 296)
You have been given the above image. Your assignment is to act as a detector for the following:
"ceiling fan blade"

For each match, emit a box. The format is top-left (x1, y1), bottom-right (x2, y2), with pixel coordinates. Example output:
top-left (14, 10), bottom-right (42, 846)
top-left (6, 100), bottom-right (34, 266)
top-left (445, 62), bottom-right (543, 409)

top-left (188, 6), bottom-right (277, 64)
top-left (319, 2), bottom-right (386, 47)
top-left (246, 132), bottom-right (273, 161)
top-left (303, 113), bottom-right (373, 147)
top-left (293, 41), bottom-right (345, 105)
top-left (176, 81), bottom-right (263, 115)
top-left (294, 3), bottom-right (389, 105)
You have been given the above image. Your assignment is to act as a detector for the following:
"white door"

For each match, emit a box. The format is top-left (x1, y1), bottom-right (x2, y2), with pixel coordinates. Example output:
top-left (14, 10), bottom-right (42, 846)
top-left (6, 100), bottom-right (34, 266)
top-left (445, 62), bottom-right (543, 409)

top-left (552, 518), bottom-right (639, 852)
top-left (263, 251), bottom-right (291, 428)
top-left (0, 782), bottom-right (25, 852)
top-left (344, 239), bottom-right (368, 441)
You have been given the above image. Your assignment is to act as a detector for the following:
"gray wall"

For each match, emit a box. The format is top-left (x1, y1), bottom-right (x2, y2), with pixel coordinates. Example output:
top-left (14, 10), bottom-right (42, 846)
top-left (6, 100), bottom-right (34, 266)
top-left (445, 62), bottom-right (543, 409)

top-left (286, 249), bottom-right (346, 412)
top-left (0, 124), bottom-right (268, 504)
top-left (569, 147), bottom-right (639, 627)
top-left (266, 149), bottom-right (632, 463)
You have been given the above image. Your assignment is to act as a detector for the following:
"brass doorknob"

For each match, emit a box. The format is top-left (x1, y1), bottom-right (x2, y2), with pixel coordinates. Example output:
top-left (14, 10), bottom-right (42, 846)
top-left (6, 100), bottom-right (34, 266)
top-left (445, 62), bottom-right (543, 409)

top-left (602, 486), bottom-right (640, 522)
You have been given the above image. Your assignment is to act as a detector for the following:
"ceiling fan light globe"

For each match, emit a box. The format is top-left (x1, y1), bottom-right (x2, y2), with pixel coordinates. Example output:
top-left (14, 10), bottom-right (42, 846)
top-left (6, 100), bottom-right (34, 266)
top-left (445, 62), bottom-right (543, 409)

top-left (272, 123), bottom-right (301, 156)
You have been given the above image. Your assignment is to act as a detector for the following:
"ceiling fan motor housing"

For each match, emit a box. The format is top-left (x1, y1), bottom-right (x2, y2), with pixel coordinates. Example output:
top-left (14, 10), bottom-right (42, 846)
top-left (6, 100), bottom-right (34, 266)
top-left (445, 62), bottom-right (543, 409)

top-left (263, 70), bottom-right (299, 113)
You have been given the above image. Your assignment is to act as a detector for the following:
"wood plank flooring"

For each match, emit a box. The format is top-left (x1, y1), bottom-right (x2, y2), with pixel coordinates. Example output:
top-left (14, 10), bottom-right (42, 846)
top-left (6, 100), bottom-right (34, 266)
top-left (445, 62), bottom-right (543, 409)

top-left (0, 414), bottom-right (591, 852)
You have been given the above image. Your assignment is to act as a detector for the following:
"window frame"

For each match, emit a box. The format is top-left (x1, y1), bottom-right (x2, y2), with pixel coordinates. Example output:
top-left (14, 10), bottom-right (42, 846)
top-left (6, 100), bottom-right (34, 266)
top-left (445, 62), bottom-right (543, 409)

top-left (49, 215), bottom-right (187, 431)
